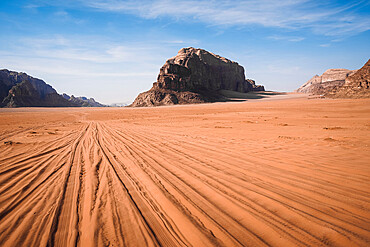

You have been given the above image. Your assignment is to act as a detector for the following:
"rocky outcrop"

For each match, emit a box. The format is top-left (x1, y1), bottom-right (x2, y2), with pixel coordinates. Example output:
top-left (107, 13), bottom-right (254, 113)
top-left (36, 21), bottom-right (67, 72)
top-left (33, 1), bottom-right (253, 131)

top-left (62, 94), bottom-right (105, 107)
top-left (329, 59), bottom-right (370, 98)
top-left (0, 69), bottom-right (104, 107)
top-left (131, 47), bottom-right (264, 107)
top-left (246, 79), bottom-right (265, 91)
top-left (131, 89), bottom-right (210, 107)
top-left (296, 69), bottom-right (356, 95)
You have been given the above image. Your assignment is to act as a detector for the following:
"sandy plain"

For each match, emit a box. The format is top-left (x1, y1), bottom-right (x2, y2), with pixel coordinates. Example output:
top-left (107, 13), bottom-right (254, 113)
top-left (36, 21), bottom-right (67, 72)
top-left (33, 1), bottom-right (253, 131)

top-left (0, 94), bottom-right (369, 247)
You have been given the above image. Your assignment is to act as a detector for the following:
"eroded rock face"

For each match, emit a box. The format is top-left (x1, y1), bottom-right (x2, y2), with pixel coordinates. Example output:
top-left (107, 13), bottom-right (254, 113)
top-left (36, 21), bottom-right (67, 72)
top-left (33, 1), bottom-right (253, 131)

top-left (330, 59), bottom-right (370, 98)
top-left (2, 80), bottom-right (74, 107)
top-left (132, 47), bottom-right (264, 107)
top-left (246, 79), bottom-right (265, 91)
top-left (1, 69), bottom-right (56, 104)
top-left (296, 69), bottom-right (356, 95)
top-left (296, 59), bottom-right (370, 98)
top-left (154, 47), bottom-right (251, 92)
top-left (131, 89), bottom-right (206, 107)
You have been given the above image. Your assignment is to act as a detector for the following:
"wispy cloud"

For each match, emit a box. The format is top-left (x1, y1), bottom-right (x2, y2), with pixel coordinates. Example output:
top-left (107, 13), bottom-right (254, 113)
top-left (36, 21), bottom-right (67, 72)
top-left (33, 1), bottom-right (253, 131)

top-left (15, 36), bottom-right (172, 64)
top-left (23, 3), bottom-right (42, 9)
top-left (53, 10), bottom-right (86, 25)
top-left (80, 0), bottom-right (370, 37)
top-left (268, 35), bottom-right (305, 42)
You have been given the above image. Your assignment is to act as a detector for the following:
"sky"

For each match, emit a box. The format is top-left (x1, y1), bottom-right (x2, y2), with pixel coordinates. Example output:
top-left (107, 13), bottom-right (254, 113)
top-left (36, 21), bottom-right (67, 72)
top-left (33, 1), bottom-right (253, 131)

top-left (0, 0), bottom-right (369, 104)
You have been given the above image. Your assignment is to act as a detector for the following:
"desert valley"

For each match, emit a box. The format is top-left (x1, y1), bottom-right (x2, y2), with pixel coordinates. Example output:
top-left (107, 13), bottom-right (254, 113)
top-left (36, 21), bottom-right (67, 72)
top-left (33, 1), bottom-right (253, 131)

top-left (1, 96), bottom-right (369, 246)
top-left (0, 46), bottom-right (369, 246)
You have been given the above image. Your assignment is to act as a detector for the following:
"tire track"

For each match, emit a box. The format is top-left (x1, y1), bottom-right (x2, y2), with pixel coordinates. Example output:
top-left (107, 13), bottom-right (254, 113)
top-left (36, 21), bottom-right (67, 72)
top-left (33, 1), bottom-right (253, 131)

top-left (46, 123), bottom-right (90, 247)
top-left (107, 122), bottom-right (369, 246)
top-left (1, 100), bottom-right (369, 247)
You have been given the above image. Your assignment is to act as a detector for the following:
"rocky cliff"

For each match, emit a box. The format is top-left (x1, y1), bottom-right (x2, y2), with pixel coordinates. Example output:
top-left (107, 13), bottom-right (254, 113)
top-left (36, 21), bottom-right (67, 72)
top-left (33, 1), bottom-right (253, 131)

top-left (296, 69), bottom-right (356, 95)
top-left (131, 47), bottom-right (264, 107)
top-left (0, 69), bottom-right (104, 107)
top-left (2, 80), bottom-right (76, 107)
top-left (296, 59), bottom-right (369, 98)
top-left (329, 59), bottom-right (370, 98)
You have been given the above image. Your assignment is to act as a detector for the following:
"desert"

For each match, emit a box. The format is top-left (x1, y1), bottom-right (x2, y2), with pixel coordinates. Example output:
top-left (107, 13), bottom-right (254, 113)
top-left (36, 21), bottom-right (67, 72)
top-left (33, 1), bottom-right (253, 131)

top-left (1, 1), bottom-right (370, 246)
top-left (1, 95), bottom-right (369, 246)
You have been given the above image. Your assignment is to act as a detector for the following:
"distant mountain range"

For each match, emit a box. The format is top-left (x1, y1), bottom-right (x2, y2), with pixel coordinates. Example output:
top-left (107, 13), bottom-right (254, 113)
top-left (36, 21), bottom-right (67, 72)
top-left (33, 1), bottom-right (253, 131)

top-left (62, 94), bottom-right (105, 107)
top-left (0, 69), bottom-right (105, 107)
top-left (109, 102), bottom-right (130, 107)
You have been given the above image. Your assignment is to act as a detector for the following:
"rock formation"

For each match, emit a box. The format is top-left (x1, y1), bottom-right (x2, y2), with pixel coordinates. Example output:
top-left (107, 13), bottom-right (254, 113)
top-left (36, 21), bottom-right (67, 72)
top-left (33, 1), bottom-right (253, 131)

top-left (131, 47), bottom-right (264, 107)
top-left (0, 69), bottom-right (104, 107)
top-left (296, 59), bottom-right (370, 98)
top-left (329, 59), bottom-right (370, 98)
top-left (296, 69), bottom-right (357, 95)
top-left (246, 79), bottom-right (265, 91)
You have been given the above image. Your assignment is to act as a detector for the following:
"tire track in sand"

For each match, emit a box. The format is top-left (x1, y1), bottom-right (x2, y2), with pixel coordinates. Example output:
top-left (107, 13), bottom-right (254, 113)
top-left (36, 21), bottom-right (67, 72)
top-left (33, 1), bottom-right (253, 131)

top-left (1, 101), bottom-right (369, 247)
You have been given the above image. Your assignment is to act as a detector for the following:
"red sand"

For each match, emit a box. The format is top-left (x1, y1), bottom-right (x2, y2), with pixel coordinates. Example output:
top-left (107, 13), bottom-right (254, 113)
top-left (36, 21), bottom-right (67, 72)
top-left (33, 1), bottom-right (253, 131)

top-left (0, 97), bottom-right (369, 246)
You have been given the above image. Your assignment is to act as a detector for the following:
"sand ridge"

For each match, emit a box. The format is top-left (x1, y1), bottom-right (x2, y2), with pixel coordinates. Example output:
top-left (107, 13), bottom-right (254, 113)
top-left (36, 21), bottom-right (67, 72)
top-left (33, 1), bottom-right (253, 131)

top-left (0, 97), bottom-right (369, 246)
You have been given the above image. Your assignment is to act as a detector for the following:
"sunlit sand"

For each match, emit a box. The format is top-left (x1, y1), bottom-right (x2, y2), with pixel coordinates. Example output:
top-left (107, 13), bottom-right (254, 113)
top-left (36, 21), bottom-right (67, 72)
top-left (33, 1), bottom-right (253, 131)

top-left (1, 95), bottom-right (369, 246)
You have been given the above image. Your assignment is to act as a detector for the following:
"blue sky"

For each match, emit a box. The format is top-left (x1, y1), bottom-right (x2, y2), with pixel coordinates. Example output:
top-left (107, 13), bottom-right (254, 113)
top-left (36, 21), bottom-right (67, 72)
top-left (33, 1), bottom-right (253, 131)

top-left (0, 0), bottom-right (369, 104)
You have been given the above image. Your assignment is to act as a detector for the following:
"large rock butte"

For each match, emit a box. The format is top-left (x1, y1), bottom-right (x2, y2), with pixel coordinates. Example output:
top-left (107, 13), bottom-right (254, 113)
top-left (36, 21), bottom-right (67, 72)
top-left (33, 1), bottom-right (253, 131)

top-left (0, 69), bottom-right (104, 107)
top-left (131, 47), bottom-right (264, 107)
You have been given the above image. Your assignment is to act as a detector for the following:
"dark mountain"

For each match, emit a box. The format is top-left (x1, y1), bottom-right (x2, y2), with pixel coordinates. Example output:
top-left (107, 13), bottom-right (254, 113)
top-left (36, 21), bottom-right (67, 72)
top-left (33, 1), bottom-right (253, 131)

top-left (0, 69), bottom-right (103, 107)
top-left (0, 69), bottom-right (76, 107)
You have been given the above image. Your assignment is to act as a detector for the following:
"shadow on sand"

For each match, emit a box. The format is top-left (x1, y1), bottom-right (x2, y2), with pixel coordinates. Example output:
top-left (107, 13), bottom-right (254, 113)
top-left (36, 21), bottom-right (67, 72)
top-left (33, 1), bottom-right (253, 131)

top-left (219, 90), bottom-right (287, 102)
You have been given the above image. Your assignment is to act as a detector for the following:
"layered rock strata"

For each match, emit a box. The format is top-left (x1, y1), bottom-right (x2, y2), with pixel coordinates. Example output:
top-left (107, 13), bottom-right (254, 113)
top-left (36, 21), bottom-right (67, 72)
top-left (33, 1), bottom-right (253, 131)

top-left (296, 59), bottom-right (370, 98)
top-left (330, 59), bottom-right (370, 98)
top-left (296, 69), bottom-right (356, 95)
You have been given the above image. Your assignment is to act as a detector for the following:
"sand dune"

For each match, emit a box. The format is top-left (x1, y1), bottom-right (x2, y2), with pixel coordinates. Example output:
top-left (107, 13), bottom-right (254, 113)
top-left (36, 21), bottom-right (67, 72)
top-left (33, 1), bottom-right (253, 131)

top-left (0, 97), bottom-right (369, 246)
